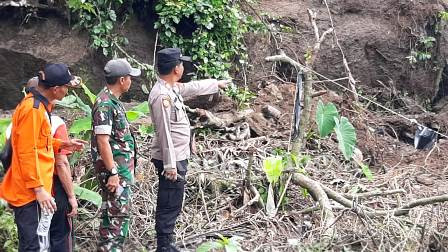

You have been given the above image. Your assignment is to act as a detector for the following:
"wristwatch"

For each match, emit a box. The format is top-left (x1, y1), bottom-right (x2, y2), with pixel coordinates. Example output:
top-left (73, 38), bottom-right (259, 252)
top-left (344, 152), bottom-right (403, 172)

top-left (110, 167), bottom-right (118, 176)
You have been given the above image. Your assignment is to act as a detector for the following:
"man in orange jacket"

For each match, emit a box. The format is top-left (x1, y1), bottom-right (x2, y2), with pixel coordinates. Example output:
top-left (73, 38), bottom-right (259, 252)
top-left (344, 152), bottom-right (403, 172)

top-left (0, 63), bottom-right (87, 252)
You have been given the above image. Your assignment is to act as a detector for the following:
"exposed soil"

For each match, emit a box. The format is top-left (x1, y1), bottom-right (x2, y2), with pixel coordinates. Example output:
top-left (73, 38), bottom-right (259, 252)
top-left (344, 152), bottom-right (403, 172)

top-left (0, 0), bottom-right (448, 251)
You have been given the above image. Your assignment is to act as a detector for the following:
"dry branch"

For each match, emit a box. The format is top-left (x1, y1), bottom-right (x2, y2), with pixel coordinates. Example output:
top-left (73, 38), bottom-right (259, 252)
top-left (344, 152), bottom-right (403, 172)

top-left (372, 194), bottom-right (448, 217)
top-left (292, 173), bottom-right (336, 239)
top-left (343, 189), bottom-right (406, 200)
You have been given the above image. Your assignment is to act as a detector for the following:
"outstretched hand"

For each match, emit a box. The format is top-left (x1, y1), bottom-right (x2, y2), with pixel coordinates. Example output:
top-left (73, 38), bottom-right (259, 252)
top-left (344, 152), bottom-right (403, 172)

top-left (61, 139), bottom-right (88, 152)
top-left (217, 79), bottom-right (232, 89)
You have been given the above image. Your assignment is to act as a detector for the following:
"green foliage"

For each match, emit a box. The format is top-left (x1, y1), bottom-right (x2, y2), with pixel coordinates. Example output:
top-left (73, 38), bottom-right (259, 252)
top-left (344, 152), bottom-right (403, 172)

top-left (57, 93), bottom-right (91, 114)
top-left (155, 0), bottom-right (263, 79)
top-left (440, 11), bottom-right (448, 21)
top-left (263, 156), bottom-right (284, 184)
top-left (224, 83), bottom-right (256, 110)
top-left (69, 117), bottom-right (92, 135)
top-left (126, 101), bottom-right (151, 122)
top-left (419, 36), bottom-right (436, 49)
top-left (361, 164), bottom-right (373, 181)
top-left (407, 36), bottom-right (436, 64)
top-left (334, 117), bottom-right (357, 160)
top-left (315, 100), bottom-right (339, 137)
top-left (313, 102), bottom-right (357, 161)
top-left (0, 202), bottom-right (18, 252)
top-left (138, 124), bottom-right (154, 136)
top-left (74, 184), bottom-right (102, 208)
top-left (58, 90), bottom-right (93, 137)
top-left (68, 0), bottom-right (128, 57)
top-left (196, 234), bottom-right (243, 252)
top-left (81, 82), bottom-right (97, 105)
top-left (68, 0), bottom-right (155, 90)
top-left (0, 118), bottom-right (11, 148)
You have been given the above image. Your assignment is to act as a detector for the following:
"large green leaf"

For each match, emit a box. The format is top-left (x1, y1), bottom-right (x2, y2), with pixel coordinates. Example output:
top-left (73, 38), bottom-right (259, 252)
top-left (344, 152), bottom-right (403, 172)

top-left (315, 100), bottom-right (339, 137)
top-left (126, 102), bottom-right (150, 122)
top-left (81, 83), bottom-right (97, 105)
top-left (74, 95), bottom-right (92, 114)
top-left (263, 156), bottom-right (284, 184)
top-left (196, 241), bottom-right (223, 252)
top-left (131, 101), bottom-right (150, 114)
top-left (74, 184), bottom-right (102, 208)
top-left (69, 116), bottom-right (92, 135)
top-left (334, 117), bottom-right (357, 160)
top-left (126, 111), bottom-right (145, 122)
top-left (56, 94), bottom-right (91, 114)
top-left (57, 95), bottom-right (78, 108)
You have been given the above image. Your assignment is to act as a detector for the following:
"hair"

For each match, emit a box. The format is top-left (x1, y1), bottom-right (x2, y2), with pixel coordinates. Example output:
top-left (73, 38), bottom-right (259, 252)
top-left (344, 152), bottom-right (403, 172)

top-left (37, 82), bottom-right (52, 90)
top-left (105, 76), bottom-right (121, 85)
top-left (157, 60), bottom-right (181, 75)
top-left (37, 71), bottom-right (52, 90)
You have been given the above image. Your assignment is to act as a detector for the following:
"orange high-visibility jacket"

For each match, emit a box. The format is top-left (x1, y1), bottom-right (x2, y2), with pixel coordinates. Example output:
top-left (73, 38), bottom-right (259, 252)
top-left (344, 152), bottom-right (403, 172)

top-left (0, 93), bottom-right (62, 207)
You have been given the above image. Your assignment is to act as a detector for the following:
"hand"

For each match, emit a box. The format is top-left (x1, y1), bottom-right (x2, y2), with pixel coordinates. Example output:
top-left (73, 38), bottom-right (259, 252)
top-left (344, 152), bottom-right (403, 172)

top-left (62, 139), bottom-right (88, 152)
top-left (67, 196), bottom-right (78, 217)
top-left (106, 174), bottom-right (120, 192)
top-left (217, 79), bottom-right (232, 89)
top-left (34, 187), bottom-right (57, 214)
top-left (163, 169), bottom-right (177, 182)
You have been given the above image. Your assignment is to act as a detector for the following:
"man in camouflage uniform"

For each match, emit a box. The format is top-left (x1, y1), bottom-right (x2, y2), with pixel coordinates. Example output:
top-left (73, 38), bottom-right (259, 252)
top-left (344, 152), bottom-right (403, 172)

top-left (91, 58), bottom-right (141, 251)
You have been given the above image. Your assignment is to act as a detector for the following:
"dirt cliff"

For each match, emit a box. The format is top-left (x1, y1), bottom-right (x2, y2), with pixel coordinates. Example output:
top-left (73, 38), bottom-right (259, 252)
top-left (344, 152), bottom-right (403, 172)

top-left (0, 0), bottom-right (447, 113)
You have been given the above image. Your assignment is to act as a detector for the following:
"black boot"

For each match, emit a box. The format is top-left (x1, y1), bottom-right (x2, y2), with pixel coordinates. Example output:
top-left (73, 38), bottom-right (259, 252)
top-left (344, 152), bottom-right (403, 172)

top-left (157, 235), bottom-right (180, 252)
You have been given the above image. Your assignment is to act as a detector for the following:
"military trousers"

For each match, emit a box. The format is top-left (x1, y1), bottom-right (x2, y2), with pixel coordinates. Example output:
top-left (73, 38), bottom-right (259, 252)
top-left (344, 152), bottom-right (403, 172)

top-left (96, 171), bottom-right (132, 252)
top-left (152, 159), bottom-right (188, 237)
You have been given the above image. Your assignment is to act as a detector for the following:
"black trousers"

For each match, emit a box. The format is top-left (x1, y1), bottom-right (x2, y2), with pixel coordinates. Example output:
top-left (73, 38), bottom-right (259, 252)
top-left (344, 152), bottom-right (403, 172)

top-left (12, 177), bottom-right (71, 252)
top-left (13, 201), bottom-right (41, 252)
top-left (50, 176), bottom-right (72, 251)
top-left (152, 159), bottom-right (188, 237)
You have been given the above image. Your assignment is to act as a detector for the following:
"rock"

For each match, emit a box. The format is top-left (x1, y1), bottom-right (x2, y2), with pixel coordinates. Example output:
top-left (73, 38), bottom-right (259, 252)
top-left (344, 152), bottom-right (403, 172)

top-left (415, 174), bottom-right (435, 186)
top-left (261, 105), bottom-right (281, 120)
top-left (264, 84), bottom-right (283, 100)
top-left (247, 112), bottom-right (269, 137)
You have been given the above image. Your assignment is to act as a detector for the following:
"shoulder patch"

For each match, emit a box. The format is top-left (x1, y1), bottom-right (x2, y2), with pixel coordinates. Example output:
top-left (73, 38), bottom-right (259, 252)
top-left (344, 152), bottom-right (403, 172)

top-left (162, 97), bottom-right (171, 108)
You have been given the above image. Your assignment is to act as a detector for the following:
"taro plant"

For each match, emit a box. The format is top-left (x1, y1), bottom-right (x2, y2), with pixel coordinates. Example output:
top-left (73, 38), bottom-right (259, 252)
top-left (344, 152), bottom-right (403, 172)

top-left (261, 151), bottom-right (310, 217)
top-left (315, 100), bottom-right (372, 179)
top-left (196, 234), bottom-right (243, 252)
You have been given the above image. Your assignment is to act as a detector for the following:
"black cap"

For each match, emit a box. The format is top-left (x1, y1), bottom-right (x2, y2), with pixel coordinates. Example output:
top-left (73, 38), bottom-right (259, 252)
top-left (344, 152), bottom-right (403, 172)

top-left (157, 48), bottom-right (191, 67)
top-left (39, 63), bottom-right (76, 87)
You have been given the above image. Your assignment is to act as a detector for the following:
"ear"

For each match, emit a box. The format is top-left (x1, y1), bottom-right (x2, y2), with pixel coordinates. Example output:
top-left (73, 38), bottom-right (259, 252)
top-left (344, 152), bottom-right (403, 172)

top-left (174, 65), bottom-right (181, 75)
top-left (119, 76), bottom-right (126, 85)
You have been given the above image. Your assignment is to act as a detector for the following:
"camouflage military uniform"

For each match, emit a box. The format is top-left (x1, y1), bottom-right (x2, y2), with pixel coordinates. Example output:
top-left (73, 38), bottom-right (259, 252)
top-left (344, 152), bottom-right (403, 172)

top-left (91, 87), bottom-right (136, 252)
